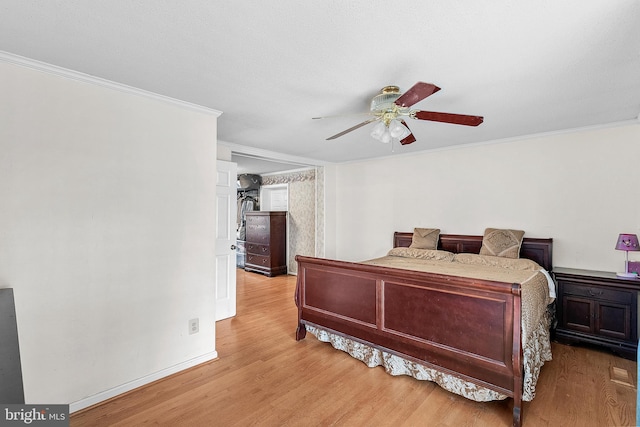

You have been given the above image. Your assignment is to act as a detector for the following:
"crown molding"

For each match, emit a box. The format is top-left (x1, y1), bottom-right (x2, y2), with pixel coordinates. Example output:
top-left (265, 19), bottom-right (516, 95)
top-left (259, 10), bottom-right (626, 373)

top-left (342, 118), bottom-right (640, 167)
top-left (0, 51), bottom-right (222, 117)
top-left (218, 140), bottom-right (330, 167)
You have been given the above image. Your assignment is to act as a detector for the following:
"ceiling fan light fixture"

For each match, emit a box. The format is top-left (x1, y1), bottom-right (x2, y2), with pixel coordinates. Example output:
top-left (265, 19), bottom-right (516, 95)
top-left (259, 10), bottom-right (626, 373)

top-left (370, 121), bottom-right (387, 139)
top-left (370, 120), bottom-right (393, 143)
top-left (379, 130), bottom-right (392, 144)
top-left (388, 119), bottom-right (410, 139)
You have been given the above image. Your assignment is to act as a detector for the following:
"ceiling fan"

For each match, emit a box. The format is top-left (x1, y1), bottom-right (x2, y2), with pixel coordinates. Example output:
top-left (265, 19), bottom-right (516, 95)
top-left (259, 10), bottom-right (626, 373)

top-left (314, 82), bottom-right (484, 145)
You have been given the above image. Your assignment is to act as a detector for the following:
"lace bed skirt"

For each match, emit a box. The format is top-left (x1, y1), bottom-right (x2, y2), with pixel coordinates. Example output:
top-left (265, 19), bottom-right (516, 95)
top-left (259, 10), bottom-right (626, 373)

top-left (306, 307), bottom-right (553, 402)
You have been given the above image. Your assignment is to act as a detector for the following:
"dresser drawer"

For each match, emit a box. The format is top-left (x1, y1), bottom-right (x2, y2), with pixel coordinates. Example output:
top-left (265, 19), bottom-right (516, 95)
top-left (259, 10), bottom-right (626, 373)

top-left (246, 215), bottom-right (270, 244)
top-left (246, 253), bottom-right (271, 267)
top-left (246, 242), bottom-right (270, 256)
top-left (562, 282), bottom-right (633, 304)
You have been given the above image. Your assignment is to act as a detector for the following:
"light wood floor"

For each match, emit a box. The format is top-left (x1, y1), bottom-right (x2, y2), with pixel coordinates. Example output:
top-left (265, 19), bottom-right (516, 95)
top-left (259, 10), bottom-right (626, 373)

top-left (72, 269), bottom-right (637, 426)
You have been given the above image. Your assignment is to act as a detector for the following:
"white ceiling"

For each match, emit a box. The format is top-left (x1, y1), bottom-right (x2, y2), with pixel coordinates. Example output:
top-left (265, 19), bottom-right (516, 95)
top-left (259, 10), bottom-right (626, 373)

top-left (1, 1), bottom-right (639, 170)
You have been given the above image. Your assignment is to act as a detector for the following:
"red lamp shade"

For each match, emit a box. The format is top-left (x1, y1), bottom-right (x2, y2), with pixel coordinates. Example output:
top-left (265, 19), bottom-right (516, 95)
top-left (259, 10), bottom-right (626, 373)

top-left (615, 233), bottom-right (640, 278)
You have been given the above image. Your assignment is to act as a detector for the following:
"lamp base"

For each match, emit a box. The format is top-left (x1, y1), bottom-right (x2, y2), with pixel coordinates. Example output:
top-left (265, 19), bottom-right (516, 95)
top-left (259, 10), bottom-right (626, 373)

top-left (616, 272), bottom-right (638, 278)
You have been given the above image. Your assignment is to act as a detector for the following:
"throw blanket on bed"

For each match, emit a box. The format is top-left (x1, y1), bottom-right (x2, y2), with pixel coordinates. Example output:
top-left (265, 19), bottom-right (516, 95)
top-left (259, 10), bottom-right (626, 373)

top-left (308, 248), bottom-right (555, 402)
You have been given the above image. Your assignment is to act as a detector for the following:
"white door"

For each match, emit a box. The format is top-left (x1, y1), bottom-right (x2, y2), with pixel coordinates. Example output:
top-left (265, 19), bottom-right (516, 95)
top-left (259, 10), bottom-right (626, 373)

top-left (215, 160), bottom-right (237, 320)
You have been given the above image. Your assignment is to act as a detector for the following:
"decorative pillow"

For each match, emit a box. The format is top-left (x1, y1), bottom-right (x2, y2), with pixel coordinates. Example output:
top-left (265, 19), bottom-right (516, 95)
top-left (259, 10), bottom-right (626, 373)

top-left (479, 228), bottom-right (525, 259)
top-left (388, 247), bottom-right (454, 261)
top-left (409, 228), bottom-right (440, 250)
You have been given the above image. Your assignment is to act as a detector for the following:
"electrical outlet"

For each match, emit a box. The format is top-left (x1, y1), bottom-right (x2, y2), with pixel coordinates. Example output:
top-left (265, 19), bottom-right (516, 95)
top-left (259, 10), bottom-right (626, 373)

top-left (189, 318), bottom-right (199, 335)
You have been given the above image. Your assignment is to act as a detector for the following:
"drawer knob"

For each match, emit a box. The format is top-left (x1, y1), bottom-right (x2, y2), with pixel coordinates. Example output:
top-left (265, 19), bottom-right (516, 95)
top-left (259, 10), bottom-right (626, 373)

top-left (587, 289), bottom-right (603, 297)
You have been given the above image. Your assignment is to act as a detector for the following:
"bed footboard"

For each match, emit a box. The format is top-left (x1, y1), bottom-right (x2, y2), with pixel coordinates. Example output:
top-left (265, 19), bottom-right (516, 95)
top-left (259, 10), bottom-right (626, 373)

top-left (295, 255), bottom-right (524, 427)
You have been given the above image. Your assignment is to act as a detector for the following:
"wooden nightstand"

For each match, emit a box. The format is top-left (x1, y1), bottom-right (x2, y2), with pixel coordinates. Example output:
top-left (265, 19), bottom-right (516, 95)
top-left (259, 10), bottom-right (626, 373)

top-left (554, 267), bottom-right (640, 360)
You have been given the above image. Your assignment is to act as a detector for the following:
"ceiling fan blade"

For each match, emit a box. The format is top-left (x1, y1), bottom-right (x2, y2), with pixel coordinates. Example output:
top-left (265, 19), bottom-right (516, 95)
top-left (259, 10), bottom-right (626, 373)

top-left (413, 110), bottom-right (484, 126)
top-left (325, 118), bottom-right (379, 140)
top-left (312, 112), bottom-right (373, 120)
top-left (394, 82), bottom-right (441, 108)
top-left (398, 120), bottom-right (416, 145)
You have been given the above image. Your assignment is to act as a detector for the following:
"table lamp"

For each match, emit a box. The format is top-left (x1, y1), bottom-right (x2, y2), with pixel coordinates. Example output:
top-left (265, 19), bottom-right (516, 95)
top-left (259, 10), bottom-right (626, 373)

top-left (615, 233), bottom-right (640, 278)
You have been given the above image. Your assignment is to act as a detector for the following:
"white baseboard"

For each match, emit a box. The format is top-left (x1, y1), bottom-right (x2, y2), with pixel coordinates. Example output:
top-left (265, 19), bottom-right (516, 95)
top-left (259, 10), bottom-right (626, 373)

top-left (69, 351), bottom-right (218, 413)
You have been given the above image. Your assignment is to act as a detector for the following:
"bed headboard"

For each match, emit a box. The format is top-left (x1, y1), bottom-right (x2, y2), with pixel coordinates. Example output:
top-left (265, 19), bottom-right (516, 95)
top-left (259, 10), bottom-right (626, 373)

top-left (393, 232), bottom-right (554, 272)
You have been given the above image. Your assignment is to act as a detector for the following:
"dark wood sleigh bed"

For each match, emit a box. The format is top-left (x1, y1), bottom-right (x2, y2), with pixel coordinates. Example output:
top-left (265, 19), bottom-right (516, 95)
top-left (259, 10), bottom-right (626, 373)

top-left (294, 233), bottom-right (553, 427)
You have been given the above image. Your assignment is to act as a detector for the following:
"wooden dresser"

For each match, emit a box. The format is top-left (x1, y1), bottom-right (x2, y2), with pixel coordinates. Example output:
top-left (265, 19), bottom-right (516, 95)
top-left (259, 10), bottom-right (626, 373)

top-left (244, 211), bottom-right (287, 277)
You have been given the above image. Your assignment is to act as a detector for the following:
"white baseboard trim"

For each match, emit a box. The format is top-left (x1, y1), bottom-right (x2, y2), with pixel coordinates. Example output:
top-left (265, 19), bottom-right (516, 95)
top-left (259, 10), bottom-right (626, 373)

top-left (69, 351), bottom-right (218, 413)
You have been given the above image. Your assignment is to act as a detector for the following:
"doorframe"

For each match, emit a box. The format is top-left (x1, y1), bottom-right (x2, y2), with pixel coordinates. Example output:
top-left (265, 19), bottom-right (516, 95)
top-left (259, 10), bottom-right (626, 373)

top-left (219, 142), bottom-right (329, 276)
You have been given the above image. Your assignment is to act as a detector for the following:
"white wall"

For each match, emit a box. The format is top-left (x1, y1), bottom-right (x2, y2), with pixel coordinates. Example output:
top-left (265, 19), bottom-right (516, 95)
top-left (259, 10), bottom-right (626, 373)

top-left (217, 144), bottom-right (233, 162)
top-left (0, 60), bottom-right (219, 407)
top-left (331, 123), bottom-right (640, 272)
